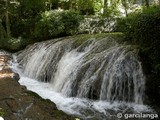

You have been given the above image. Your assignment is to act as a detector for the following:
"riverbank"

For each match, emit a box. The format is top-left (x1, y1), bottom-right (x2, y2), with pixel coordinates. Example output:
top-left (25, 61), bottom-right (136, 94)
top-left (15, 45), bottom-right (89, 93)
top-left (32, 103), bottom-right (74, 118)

top-left (0, 54), bottom-right (74, 120)
top-left (0, 78), bottom-right (75, 120)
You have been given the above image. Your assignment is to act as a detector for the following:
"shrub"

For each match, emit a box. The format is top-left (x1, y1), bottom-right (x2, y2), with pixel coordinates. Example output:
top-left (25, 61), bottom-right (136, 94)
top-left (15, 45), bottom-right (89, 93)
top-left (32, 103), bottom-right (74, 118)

top-left (116, 6), bottom-right (160, 67)
top-left (33, 10), bottom-right (83, 41)
top-left (0, 37), bottom-right (31, 52)
top-left (10, 16), bottom-right (41, 39)
top-left (78, 16), bottom-right (116, 34)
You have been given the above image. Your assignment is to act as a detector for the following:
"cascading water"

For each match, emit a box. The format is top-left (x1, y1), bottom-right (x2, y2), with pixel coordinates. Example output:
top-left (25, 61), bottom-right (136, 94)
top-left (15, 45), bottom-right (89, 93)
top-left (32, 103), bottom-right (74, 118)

top-left (14, 35), bottom-right (152, 119)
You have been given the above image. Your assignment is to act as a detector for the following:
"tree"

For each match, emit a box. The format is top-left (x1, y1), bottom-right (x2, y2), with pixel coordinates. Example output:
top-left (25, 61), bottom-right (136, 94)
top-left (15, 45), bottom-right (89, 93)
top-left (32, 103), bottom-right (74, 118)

top-left (0, 0), bottom-right (11, 38)
top-left (0, 19), bottom-right (6, 39)
top-left (154, 0), bottom-right (160, 5)
top-left (102, 0), bottom-right (122, 17)
top-left (9, 0), bottom-right (46, 38)
top-left (0, 0), bottom-right (21, 38)
top-left (121, 0), bottom-right (129, 16)
top-left (145, 0), bottom-right (149, 7)
top-left (103, 0), bottom-right (108, 15)
top-left (47, 0), bottom-right (59, 10)
top-left (5, 0), bottom-right (11, 38)
top-left (142, 0), bottom-right (149, 7)
top-left (77, 0), bottom-right (95, 15)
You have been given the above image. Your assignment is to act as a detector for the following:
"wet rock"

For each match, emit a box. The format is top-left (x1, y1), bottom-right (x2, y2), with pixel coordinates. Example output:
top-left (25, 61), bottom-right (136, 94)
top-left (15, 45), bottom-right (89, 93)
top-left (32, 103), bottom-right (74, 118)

top-left (0, 78), bottom-right (74, 120)
top-left (0, 54), bottom-right (20, 81)
top-left (12, 73), bottom-right (20, 81)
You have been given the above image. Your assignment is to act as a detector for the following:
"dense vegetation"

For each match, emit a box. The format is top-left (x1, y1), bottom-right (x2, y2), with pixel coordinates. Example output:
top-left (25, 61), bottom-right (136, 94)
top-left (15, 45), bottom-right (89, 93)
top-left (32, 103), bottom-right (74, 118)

top-left (0, 0), bottom-right (160, 107)
top-left (0, 0), bottom-right (154, 51)
top-left (34, 10), bottom-right (83, 41)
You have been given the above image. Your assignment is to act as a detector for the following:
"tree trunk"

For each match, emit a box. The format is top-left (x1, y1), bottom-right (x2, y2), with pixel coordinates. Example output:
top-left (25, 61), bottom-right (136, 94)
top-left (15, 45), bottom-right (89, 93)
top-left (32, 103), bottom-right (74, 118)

top-left (145, 0), bottom-right (149, 8)
top-left (69, 0), bottom-right (73, 9)
top-left (5, 0), bottom-right (11, 38)
top-left (122, 0), bottom-right (128, 17)
top-left (142, 0), bottom-right (149, 7)
top-left (0, 19), bottom-right (4, 39)
top-left (124, 6), bottom-right (128, 17)
top-left (103, 0), bottom-right (108, 15)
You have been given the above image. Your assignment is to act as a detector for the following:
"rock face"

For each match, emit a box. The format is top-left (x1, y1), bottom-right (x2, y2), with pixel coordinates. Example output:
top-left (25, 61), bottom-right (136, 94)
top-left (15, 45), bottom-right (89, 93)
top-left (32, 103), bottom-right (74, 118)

top-left (0, 54), bottom-right (19, 81)
top-left (0, 53), bottom-right (74, 120)
top-left (0, 78), bottom-right (74, 120)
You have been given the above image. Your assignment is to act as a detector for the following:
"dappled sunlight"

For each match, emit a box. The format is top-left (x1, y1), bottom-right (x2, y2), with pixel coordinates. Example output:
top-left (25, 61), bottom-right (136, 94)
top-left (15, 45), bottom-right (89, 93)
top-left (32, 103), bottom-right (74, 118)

top-left (0, 73), bottom-right (14, 79)
top-left (0, 53), bottom-right (19, 80)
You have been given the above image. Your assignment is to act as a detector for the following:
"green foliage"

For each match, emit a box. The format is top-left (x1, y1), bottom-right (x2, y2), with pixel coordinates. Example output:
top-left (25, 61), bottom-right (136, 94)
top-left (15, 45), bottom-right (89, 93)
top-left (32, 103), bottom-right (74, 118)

top-left (21, 0), bottom-right (45, 11)
top-left (0, 37), bottom-right (31, 52)
top-left (10, 0), bottom-right (45, 39)
top-left (92, 0), bottom-right (102, 14)
top-left (11, 15), bottom-right (41, 38)
top-left (103, 6), bottom-right (121, 17)
top-left (61, 10), bottom-right (83, 35)
top-left (116, 6), bottom-right (160, 105)
top-left (116, 6), bottom-right (160, 65)
top-left (102, 0), bottom-right (123, 17)
top-left (0, 108), bottom-right (5, 117)
top-left (34, 10), bottom-right (83, 41)
top-left (77, 0), bottom-right (95, 15)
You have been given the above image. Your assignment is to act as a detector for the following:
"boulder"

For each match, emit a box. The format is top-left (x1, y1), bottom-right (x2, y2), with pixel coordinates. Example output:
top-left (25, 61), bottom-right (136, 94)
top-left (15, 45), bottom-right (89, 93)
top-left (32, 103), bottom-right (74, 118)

top-left (0, 78), bottom-right (74, 120)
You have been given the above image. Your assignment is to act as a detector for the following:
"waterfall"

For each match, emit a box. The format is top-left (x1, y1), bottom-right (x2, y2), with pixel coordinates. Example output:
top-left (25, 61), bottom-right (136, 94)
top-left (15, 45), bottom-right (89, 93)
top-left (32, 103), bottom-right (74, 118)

top-left (16, 36), bottom-right (145, 104)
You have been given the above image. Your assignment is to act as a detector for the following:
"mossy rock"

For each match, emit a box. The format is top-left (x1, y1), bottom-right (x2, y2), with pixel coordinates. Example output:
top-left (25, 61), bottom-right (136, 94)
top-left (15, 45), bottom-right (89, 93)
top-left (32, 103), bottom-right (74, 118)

top-left (72, 32), bottom-right (124, 48)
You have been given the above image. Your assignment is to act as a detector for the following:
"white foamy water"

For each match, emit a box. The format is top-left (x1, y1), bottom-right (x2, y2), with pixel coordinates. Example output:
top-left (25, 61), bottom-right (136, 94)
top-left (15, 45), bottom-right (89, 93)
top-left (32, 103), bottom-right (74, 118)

top-left (17, 73), bottom-right (152, 120)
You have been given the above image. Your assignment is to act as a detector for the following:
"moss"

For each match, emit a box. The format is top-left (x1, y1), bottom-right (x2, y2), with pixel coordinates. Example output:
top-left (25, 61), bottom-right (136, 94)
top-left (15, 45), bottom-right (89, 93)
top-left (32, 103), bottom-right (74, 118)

top-left (25, 91), bottom-right (48, 101)
top-left (0, 32), bottom-right (124, 53)
top-left (50, 110), bottom-right (76, 120)
top-left (72, 32), bottom-right (124, 48)
top-left (0, 108), bottom-right (5, 117)
top-left (26, 91), bottom-right (51, 102)
top-left (94, 32), bottom-right (124, 40)
top-left (72, 34), bottom-right (92, 46)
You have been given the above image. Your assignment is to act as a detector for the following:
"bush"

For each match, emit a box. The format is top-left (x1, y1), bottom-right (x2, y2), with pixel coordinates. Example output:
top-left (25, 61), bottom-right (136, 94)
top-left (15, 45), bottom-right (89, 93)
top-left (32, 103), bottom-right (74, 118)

top-left (78, 16), bottom-right (116, 34)
top-left (0, 37), bottom-right (31, 52)
top-left (33, 10), bottom-right (83, 41)
top-left (10, 16), bottom-right (41, 39)
top-left (116, 6), bottom-right (160, 105)
top-left (117, 6), bottom-right (160, 67)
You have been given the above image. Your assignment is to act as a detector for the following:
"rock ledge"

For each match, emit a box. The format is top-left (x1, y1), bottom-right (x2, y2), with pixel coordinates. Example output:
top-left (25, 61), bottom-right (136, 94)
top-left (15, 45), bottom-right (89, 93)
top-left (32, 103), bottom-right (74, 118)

top-left (0, 54), bottom-right (74, 120)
